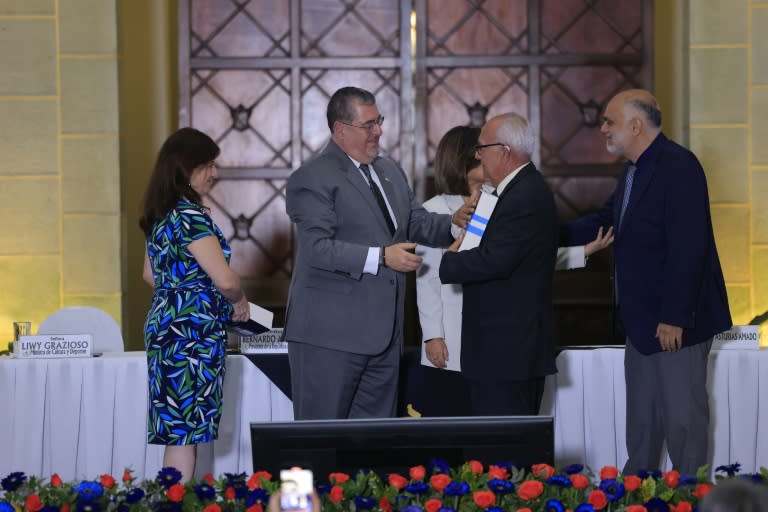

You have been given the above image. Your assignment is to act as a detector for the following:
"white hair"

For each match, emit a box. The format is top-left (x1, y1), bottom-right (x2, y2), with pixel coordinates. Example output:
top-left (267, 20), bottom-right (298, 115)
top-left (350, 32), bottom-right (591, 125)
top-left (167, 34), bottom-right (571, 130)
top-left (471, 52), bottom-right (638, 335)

top-left (495, 113), bottom-right (536, 157)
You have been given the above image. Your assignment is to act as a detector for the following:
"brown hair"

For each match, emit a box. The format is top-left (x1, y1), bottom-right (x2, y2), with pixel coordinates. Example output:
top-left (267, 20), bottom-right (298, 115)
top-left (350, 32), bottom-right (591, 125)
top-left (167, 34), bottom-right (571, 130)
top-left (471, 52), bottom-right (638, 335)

top-left (139, 127), bottom-right (220, 236)
top-left (434, 125), bottom-right (481, 196)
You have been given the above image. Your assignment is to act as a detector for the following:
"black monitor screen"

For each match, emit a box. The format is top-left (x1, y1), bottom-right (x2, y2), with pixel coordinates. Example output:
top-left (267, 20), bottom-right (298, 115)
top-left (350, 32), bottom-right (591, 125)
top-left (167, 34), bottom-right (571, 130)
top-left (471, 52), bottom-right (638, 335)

top-left (250, 416), bottom-right (553, 477)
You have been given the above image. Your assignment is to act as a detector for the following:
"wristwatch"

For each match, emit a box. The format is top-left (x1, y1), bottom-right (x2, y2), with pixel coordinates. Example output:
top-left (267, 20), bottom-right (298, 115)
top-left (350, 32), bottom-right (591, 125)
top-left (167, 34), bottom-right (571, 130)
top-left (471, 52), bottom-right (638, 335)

top-left (379, 246), bottom-right (386, 267)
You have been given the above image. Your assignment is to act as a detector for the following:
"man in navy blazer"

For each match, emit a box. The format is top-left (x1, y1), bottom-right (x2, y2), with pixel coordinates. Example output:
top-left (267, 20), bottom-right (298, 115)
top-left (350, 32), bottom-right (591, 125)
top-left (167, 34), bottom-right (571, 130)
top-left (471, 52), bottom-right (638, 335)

top-left (561, 89), bottom-right (732, 475)
top-left (440, 113), bottom-right (559, 416)
top-left (284, 87), bottom-right (474, 419)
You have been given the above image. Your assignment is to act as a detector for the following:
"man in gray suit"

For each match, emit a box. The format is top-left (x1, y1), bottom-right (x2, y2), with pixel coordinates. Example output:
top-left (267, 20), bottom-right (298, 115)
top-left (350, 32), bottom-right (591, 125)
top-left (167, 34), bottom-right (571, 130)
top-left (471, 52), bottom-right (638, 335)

top-left (284, 86), bottom-right (474, 419)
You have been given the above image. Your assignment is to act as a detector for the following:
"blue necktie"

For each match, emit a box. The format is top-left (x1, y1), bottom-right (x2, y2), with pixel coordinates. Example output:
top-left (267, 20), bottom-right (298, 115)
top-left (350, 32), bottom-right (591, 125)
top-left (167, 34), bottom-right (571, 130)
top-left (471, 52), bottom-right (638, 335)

top-left (618, 164), bottom-right (637, 228)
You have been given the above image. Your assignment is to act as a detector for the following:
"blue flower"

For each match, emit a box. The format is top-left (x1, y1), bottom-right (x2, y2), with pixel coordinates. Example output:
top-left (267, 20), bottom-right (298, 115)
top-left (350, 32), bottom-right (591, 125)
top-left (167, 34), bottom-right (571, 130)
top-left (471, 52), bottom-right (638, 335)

top-left (427, 458), bottom-right (451, 475)
top-left (487, 479), bottom-right (515, 494)
top-left (40, 507), bottom-right (61, 512)
top-left (76, 502), bottom-right (102, 512)
top-left (487, 508), bottom-right (505, 512)
top-left (193, 483), bottom-right (215, 501)
top-left (545, 499), bottom-right (566, 512)
top-left (740, 473), bottom-right (765, 483)
top-left (575, 505), bottom-right (595, 512)
top-left (316, 484), bottom-right (331, 496)
top-left (638, 470), bottom-right (662, 480)
top-left (1, 472), bottom-right (27, 492)
top-left (715, 463), bottom-right (741, 477)
top-left (224, 472), bottom-right (247, 485)
top-left (443, 481), bottom-right (470, 496)
top-left (354, 496), bottom-right (377, 510)
top-left (598, 479), bottom-right (625, 501)
top-left (402, 506), bottom-right (424, 512)
top-left (680, 475), bottom-right (698, 486)
top-left (247, 489), bottom-right (270, 506)
top-left (437, 508), bottom-right (456, 512)
top-left (562, 464), bottom-right (584, 475)
top-left (156, 467), bottom-right (182, 489)
top-left (75, 481), bottom-right (105, 501)
top-left (0, 502), bottom-right (15, 512)
top-left (405, 482), bottom-right (430, 494)
top-left (546, 475), bottom-right (572, 487)
top-left (152, 502), bottom-right (181, 512)
top-left (126, 488), bottom-right (145, 504)
top-left (644, 497), bottom-right (670, 512)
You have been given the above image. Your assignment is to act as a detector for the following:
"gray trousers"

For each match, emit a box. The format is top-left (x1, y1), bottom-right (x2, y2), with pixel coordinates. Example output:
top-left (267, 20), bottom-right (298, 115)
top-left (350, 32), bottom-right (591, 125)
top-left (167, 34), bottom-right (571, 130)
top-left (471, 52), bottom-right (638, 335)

top-left (623, 338), bottom-right (712, 476)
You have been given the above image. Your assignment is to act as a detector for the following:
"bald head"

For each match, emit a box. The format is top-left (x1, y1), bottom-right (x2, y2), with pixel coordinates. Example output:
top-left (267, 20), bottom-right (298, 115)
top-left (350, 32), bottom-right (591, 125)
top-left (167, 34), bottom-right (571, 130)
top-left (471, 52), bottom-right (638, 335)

top-left (616, 89), bottom-right (662, 130)
top-left (600, 89), bottom-right (663, 162)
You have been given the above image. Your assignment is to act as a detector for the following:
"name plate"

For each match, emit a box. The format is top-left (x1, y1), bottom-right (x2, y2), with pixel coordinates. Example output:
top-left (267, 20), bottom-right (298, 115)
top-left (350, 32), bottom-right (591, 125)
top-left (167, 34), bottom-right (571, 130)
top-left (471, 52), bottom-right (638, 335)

top-left (712, 325), bottom-right (760, 350)
top-left (239, 328), bottom-right (287, 354)
top-left (15, 334), bottom-right (93, 358)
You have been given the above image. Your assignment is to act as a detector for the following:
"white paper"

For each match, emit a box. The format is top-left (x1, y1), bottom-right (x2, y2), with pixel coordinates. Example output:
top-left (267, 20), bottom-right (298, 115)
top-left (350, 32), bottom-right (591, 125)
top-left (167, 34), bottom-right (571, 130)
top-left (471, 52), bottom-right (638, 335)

top-left (458, 191), bottom-right (498, 251)
top-left (712, 325), bottom-right (761, 350)
top-left (230, 302), bottom-right (274, 336)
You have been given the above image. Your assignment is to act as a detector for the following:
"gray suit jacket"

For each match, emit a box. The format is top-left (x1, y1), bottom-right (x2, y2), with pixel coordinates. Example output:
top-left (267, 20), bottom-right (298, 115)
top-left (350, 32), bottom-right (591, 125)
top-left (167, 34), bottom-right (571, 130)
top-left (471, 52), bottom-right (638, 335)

top-left (284, 139), bottom-right (454, 355)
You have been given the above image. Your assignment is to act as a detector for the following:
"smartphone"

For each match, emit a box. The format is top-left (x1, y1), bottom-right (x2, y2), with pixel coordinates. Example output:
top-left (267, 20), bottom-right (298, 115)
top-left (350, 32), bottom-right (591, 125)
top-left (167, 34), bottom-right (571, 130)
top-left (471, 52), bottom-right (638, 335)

top-left (279, 468), bottom-right (313, 512)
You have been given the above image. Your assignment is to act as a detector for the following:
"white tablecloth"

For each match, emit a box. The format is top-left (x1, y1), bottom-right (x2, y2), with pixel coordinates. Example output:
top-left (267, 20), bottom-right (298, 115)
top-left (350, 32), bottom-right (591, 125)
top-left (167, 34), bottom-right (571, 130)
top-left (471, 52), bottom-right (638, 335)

top-left (541, 347), bottom-right (768, 474)
top-left (0, 352), bottom-right (293, 481)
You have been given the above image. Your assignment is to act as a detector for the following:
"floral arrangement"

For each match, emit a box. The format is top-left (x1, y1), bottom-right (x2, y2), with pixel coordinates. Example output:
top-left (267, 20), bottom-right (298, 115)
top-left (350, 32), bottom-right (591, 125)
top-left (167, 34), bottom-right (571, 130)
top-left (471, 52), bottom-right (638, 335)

top-left (1, 462), bottom-right (766, 512)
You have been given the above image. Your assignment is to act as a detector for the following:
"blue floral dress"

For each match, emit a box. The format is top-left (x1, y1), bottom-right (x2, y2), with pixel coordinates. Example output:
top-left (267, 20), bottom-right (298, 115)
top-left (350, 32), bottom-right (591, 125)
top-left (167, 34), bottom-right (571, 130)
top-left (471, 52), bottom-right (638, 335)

top-left (143, 200), bottom-right (233, 445)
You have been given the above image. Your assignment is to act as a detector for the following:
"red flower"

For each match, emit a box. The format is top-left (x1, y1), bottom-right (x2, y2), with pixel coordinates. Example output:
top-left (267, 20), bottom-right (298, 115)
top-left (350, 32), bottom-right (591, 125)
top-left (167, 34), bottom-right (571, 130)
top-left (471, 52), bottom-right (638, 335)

top-left (248, 471), bottom-right (272, 489)
top-left (247, 505), bottom-right (264, 512)
top-left (488, 465), bottom-right (509, 480)
top-left (388, 474), bottom-right (408, 489)
top-left (627, 506), bottom-right (648, 512)
top-left (100, 474), bottom-right (116, 489)
top-left (663, 470), bottom-right (680, 488)
top-left (671, 502), bottom-right (692, 512)
top-left (329, 485), bottom-right (344, 503)
top-left (469, 460), bottom-right (484, 474)
top-left (472, 490), bottom-right (496, 509)
top-left (224, 487), bottom-right (236, 500)
top-left (425, 498), bottom-right (443, 512)
top-left (122, 470), bottom-right (132, 484)
top-left (409, 465), bottom-right (426, 481)
top-left (588, 490), bottom-right (608, 510)
top-left (203, 505), bottom-right (222, 512)
top-left (599, 466), bottom-right (619, 481)
top-left (50, 474), bottom-right (63, 488)
top-left (167, 483), bottom-right (186, 502)
top-left (570, 474), bottom-right (589, 490)
top-left (517, 480), bottom-right (544, 501)
top-left (24, 494), bottom-right (42, 512)
top-left (693, 483), bottom-right (714, 499)
top-left (430, 474), bottom-right (452, 492)
top-left (531, 464), bottom-right (555, 480)
top-left (203, 473), bottom-right (216, 486)
top-left (379, 496), bottom-right (392, 512)
top-left (329, 472), bottom-right (350, 484)
top-left (61, 505), bottom-right (70, 512)
top-left (516, 509), bottom-right (533, 512)
top-left (623, 475), bottom-right (642, 492)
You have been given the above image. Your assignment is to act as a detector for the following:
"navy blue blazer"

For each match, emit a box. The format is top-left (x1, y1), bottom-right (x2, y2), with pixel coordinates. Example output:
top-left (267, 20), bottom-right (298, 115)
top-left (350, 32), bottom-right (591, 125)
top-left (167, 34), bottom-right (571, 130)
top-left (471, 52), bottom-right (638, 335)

top-left (561, 133), bottom-right (732, 354)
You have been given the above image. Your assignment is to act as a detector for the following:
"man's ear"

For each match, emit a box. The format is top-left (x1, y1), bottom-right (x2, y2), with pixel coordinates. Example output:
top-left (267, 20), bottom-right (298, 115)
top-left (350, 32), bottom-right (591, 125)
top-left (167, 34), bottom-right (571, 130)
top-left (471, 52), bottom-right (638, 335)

top-left (332, 121), bottom-right (344, 137)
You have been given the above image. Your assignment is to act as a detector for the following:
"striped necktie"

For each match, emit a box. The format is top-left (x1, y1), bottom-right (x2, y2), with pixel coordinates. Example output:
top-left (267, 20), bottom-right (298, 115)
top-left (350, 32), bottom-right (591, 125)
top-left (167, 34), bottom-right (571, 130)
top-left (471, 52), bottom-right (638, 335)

top-left (618, 164), bottom-right (637, 228)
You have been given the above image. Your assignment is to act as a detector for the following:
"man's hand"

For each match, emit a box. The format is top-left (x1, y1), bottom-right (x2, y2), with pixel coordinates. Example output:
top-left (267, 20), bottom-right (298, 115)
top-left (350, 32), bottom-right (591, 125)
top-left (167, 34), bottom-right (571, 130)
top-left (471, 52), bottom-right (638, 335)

top-left (425, 337), bottom-right (449, 368)
top-left (384, 242), bottom-right (422, 272)
top-left (585, 226), bottom-right (614, 257)
top-left (446, 231), bottom-right (465, 253)
top-left (451, 190), bottom-right (479, 228)
top-left (656, 322), bottom-right (683, 352)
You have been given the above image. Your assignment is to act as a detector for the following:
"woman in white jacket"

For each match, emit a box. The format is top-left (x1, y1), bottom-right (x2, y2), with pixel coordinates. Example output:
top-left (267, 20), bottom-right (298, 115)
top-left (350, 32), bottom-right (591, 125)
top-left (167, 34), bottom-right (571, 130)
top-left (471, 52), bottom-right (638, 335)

top-left (416, 125), bottom-right (613, 416)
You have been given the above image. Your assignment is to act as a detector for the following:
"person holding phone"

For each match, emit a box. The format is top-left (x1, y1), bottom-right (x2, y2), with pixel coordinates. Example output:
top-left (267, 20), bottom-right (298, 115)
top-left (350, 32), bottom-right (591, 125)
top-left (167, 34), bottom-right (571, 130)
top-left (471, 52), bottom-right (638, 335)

top-left (139, 127), bottom-right (249, 482)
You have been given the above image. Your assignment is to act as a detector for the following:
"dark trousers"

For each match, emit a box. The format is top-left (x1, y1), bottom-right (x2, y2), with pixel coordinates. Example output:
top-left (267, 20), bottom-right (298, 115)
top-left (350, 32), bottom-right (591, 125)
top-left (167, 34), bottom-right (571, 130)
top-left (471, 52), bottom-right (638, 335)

top-left (420, 366), bottom-right (472, 417)
top-left (288, 339), bottom-right (400, 420)
top-left (623, 338), bottom-right (712, 475)
top-left (466, 377), bottom-right (545, 416)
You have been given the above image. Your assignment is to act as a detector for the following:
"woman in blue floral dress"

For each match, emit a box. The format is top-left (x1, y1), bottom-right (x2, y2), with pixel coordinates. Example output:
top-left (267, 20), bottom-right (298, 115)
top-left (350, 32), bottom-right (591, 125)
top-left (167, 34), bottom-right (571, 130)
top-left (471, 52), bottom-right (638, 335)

top-left (139, 128), bottom-right (249, 482)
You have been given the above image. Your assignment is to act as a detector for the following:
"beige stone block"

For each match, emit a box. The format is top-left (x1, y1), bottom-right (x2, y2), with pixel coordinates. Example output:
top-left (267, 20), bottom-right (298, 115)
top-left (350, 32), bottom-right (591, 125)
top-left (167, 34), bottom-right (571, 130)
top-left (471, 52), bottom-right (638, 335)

top-left (690, 49), bottom-right (747, 124)
top-left (0, 100), bottom-right (57, 175)
top-left (60, 0), bottom-right (117, 54)
top-left (63, 295), bottom-right (122, 326)
top-left (60, 60), bottom-right (118, 133)
top-left (690, 127), bottom-right (747, 203)
top-left (753, 9), bottom-right (768, 84)
top-left (690, 0), bottom-right (746, 45)
top-left (753, 172), bottom-right (768, 243)
top-left (0, 20), bottom-right (56, 95)
top-left (751, 90), bottom-right (768, 164)
top-left (0, 0), bottom-right (54, 14)
top-left (0, 255), bottom-right (60, 347)
top-left (752, 248), bottom-right (768, 322)
top-left (62, 138), bottom-right (120, 214)
top-left (711, 207), bottom-right (750, 283)
top-left (0, 178), bottom-right (59, 254)
top-left (63, 215), bottom-right (121, 294)
top-left (725, 284), bottom-right (751, 325)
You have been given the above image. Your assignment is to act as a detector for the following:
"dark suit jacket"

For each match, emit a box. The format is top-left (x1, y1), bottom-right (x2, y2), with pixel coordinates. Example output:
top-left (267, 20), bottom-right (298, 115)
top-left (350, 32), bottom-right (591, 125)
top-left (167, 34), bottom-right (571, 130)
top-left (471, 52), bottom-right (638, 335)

top-left (439, 163), bottom-right (559, 381)
top-left (561, 133), bottom-right (732, 354)
top-left (284, 140), bottom-right (454, 356)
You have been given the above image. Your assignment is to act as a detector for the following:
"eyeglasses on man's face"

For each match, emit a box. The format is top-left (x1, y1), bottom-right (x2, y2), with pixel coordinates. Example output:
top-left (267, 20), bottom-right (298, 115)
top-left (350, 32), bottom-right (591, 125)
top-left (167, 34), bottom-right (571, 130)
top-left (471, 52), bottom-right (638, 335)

top-left (341, 115), bottom-right (385, 132)
top-left (474, 142), bottom-right (505, 154)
